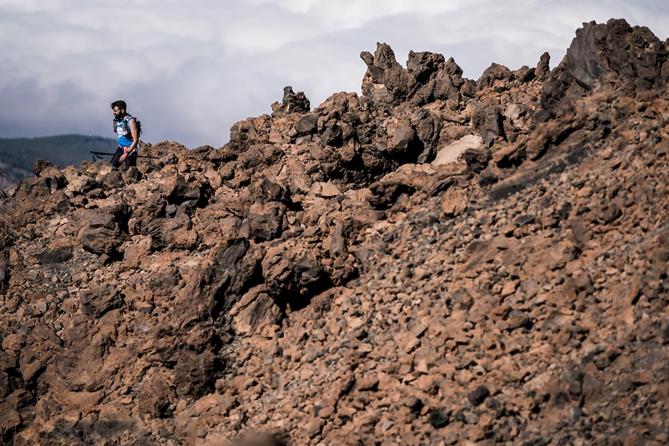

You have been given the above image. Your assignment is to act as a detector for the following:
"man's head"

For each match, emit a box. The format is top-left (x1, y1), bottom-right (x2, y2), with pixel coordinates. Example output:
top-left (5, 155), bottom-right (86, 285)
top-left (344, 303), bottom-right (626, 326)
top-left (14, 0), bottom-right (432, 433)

top-left (111, 100), bottom-right (127, 119)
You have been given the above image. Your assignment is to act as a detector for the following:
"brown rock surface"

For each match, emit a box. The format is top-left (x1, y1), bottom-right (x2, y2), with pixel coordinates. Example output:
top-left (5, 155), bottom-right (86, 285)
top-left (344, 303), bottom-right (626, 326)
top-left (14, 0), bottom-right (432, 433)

top-left (1, 18), bottom-right (668, 446)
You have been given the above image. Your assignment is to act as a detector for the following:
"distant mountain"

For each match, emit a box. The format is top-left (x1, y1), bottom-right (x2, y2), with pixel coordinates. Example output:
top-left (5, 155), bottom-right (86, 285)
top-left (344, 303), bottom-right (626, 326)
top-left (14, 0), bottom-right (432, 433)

top-left (0, 160), bottom-right (28, 189)
top-left (0, 134), bottom-right (116, 187)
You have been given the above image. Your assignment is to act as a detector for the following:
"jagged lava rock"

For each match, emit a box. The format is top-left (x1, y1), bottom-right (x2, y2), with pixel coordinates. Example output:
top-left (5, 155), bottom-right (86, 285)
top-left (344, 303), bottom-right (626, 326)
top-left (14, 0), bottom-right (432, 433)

top-left (0, 18), bottom-right (668, 446)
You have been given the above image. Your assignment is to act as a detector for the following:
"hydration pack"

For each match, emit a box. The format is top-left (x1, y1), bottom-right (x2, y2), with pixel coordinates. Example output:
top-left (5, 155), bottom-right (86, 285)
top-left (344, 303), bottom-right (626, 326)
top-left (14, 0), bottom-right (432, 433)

top-left (114, 114), bottom-right (142, 137)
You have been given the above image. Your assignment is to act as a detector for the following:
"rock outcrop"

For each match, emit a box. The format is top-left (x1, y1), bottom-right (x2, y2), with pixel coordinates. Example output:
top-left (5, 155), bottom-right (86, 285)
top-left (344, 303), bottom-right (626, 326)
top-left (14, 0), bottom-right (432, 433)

top-left (1, 18), bottom-right (668, 446)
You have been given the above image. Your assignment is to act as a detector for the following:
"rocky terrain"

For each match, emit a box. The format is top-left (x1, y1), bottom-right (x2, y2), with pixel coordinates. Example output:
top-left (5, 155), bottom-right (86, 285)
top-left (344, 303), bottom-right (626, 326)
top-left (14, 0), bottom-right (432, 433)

top-left (1, 18), bottom-right (668, 445)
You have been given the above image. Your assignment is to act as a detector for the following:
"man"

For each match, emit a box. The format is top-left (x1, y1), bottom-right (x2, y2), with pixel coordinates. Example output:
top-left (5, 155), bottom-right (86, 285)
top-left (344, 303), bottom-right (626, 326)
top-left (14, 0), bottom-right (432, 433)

top-left (110, 100), bottom-right (140, 169)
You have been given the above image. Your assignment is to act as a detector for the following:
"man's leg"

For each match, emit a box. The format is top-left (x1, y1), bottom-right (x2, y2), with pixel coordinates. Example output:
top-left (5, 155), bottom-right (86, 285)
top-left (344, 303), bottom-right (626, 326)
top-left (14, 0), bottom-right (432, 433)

top-left (124, 151), bottom-right (138, 168)
top-left (110, 146), bottom-right (124, 169)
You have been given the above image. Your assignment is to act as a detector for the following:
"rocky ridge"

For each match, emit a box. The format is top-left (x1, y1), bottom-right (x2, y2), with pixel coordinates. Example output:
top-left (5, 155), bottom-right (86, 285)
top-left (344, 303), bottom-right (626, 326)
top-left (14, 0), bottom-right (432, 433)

top-left (0, 18), bottom-right (668, 445)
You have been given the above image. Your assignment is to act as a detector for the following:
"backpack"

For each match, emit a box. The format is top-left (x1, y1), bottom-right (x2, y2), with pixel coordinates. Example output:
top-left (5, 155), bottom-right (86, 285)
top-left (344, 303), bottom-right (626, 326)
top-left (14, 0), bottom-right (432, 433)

top-left (114, 114), bottom-right (142, 137)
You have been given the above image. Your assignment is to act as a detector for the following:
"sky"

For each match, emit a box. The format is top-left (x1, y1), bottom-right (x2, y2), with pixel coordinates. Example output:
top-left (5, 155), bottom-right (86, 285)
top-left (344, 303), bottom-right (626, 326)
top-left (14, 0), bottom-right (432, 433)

top-left (0, 1), bottom-right (667, 148)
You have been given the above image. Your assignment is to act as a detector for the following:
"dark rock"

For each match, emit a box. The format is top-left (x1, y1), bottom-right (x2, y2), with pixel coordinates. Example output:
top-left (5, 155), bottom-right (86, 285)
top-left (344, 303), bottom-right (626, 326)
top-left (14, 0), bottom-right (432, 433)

top-left (434, 57), bottom-right (468, 101)
top-left (124, 166), bottom-right (143, 183)
top-left (535, 52), bottom-right (551, 79)
top-left (403, 397), bottom-right (424, 413)
top-left (193, 238), bottom-right (260, 317)
top-left (165, 175), bottom-right (206, 208)
top-left (138, 374), bottom-right (174, 418)
top-left (128, 193), bottom-right (166, 236)
top-left (241, 202), bottom-right (286, 242)
top-left (468, 385), bottom-right (490, 406)
top-left (79, 211), bottom-right (124, 256)
top-left (35, 418), bottom-right (136, 445)
top-left (321, 124), bottom-right (344, 147)
top-left (360, 43), bottom-right (413, 104)
top-left (0, 218), bottom-right (14, 250)
top-left (33, 159), bottom-right (53, 176)
top-left (102, 170), bottom-right (124, 189)
top-left (174, 349), bottom-right (217, 398)
top-left (411, 109), bottom-right (442, 163)
top-left (36, 246), bottom-right (73, 265)
top-left (235, 434), bottom-right (288, 446)
top-left (80, 284), bottom-right (123, 318)
top-left (0, 251), bottom-right (10, 291)
top-left (505, 310), bottom-right (533, 330)
top-left (207, 147), bottom-right (235, 165)
top-left (542, 19), bottom-right (668, 110)
top-left (594, 203), bottom-right (622, 224)
top-left (228, 119), bottom-right (262, 151)
top-left (274, 86), bottom-right (310, 114)
top-left (0, 253), bottom-right (9, 291)
top-left (406, 51), bottom-right (461, 104)
top-left (472, 103), bottom-right (505, 146)
top-left (463, 147), bottom-right (491, 173)
top-left (428, 409), bottom-right (450, 428)
top-left (148, 266), bottom-right (181, 291)
top-left (407, 51), bottom-right (444, 82)
top-left (386, 122), bottom-right (418, 157)
top-left (249, 177), bottom-right (291, 205)
top-left (514, 214), bottom-right (536, 227)
top-left (237, 144), bottom-right (282, 171)
top-left (478, 169), bottom-right (499, 186)
top-left (368, 181), bottom-right (416, 210)
top-left (361, 44), bottom-right (468, 105)
top-left (262, 242), bottom-right (330, 310)
top-left (0, 390), bottom-right (29, 440)
top-left (294, 113), bottom-right (319, 136)
top-left (18, 177), bottom-right (52, 198)
top-left (515, 65), bottom-right (535, 83)
top-left (190, 145), bottom-right (213, 160)
top-left (478, 63), bottom-right (514, 89)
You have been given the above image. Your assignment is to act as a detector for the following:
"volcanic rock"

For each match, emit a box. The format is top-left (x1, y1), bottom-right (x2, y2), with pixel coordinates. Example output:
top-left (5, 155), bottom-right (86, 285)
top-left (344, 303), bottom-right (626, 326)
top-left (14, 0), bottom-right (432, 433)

top-left (0, 18), bottom-right (668, 446)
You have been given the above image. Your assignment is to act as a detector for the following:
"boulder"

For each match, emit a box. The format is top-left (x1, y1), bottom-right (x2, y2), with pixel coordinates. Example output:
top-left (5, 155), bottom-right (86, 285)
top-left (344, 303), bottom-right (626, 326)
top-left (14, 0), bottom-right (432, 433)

top-left (102, 170), bottom-right (124, 189)
top-left (240, 201), bottom-right (286, 242)
top-left (32, 159), bottom-right (53, 176)
top-left (294, 113), bottom-right (319, 136)
top-left (433, 135), bottom-right (485, 166)
top-left (190, 239), bottom-right (260, 317)
top-left (78, 209), bottom-right (126, 256)
top-left (360, 43), bottom-right (413, 104)
top-left (63, 167), bottom-right (96, 197)
top-left (542, 19), bottom-right (669, 110)
top-left (535, 51), bottom-right (551, 79)
top-left (368, 181), bottom-right (416, 210)
top-left (477, 63), bottom-right (514, 89)
top-left (36, 244), bottom-right (73, 265)
top-left (472, 103), bottom-right (505, 146)
top-left (272, 86), bottom-right (311, 114)
top-left (80, 284), bottom-right (123, 318)
top-left (261, 242), bottom-right (329, 310)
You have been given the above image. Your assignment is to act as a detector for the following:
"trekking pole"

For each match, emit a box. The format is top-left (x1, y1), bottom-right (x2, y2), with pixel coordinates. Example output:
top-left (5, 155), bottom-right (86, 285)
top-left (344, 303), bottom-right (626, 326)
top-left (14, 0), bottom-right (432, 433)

top-left (90, 151), bottom-right (111, 161)
top-left (89, 151), bottom-right (160, 159)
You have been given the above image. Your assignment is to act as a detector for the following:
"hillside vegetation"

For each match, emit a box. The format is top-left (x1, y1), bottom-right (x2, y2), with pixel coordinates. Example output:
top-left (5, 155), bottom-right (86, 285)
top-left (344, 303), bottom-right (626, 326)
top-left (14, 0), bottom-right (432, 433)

top-left (0, 135), bottom-right (115, 187)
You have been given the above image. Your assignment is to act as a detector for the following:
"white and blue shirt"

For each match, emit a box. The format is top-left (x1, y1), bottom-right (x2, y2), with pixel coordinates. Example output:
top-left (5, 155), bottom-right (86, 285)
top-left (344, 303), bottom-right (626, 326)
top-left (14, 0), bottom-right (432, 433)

top-left (115, 116), bottom-right (137, 149)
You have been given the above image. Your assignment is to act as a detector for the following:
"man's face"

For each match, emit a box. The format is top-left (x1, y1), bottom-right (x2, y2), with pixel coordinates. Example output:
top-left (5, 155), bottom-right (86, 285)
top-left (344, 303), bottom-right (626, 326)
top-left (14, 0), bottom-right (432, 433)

top-left (113, 106), bottom-right (125, 119)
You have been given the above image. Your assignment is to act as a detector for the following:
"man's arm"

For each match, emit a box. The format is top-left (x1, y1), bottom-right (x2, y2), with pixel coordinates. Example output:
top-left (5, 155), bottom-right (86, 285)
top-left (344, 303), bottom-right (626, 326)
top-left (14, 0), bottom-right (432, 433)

top-left (120, 119), bottom-right (139, 162)
top-left (127, 119), bottom-right (139, 154)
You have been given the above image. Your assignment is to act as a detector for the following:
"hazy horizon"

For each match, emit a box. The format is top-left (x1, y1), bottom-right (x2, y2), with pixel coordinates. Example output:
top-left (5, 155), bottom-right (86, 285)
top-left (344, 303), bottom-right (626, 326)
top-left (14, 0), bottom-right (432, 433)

top-left (1, 0), bottom-right (668, 148)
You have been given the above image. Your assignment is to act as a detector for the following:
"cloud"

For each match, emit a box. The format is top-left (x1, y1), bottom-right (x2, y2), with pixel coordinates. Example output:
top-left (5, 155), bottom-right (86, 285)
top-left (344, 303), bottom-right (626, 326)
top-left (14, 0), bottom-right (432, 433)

top-left (0, 0), bottom-right (667, 147)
